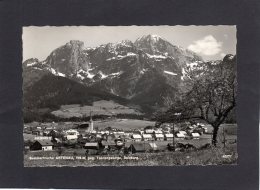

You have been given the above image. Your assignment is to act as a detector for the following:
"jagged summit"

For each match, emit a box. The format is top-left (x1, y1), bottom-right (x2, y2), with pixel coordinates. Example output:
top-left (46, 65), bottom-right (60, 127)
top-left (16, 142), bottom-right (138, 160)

top-left (136, 34), bottom-right (165, 42)
top-left (66, 40), bottom-right (84, 46)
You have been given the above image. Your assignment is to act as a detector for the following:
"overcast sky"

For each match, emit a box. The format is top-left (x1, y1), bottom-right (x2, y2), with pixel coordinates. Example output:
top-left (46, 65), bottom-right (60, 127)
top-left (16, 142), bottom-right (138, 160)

top-left (22, 26), bottom-right (236, 61)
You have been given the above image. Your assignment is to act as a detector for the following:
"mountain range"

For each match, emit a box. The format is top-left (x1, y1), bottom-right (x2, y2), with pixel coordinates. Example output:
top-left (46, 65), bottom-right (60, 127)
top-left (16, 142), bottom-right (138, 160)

top-left (23, 34), bottom-right (230, 120)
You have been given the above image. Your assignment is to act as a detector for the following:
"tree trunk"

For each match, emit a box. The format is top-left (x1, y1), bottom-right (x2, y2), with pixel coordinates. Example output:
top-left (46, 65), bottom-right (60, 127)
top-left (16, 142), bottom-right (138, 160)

top-left (212, 125), bottom-right (219, 146)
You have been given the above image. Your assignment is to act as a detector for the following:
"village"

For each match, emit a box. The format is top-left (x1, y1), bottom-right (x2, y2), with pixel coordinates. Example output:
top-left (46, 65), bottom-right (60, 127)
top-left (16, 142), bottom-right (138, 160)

top-left (23, 113), bottom-right (222, 156)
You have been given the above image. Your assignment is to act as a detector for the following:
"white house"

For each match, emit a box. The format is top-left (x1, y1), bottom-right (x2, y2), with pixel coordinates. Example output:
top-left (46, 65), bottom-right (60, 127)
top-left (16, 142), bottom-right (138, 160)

top-left (30, 140), bottom-right (53, 151)
top-left (165, 133), bottom-right (174, 141)
top-left (132, 134), bottom-right (142, 142)
top-left (176, 133), bottom-right (185, 139)
top-left (90, 130), bottom-right (97, 134)
top-left (113, 131), bottom-right (125, 135)
top-left (155, 134), bottom-right (164, 141)
top-left (65, 129), bottom-right (79, 140)
top-left (34, 136), bottom-right (52, 140)
top-left (142, 134), bottom-right (153, 141)
top-left (191, 132), bottom-right (200, 139)
top-left (154, 129), bottom-right (163, 134)
top-left (144, 129), bottom-right (154, 134)
top-left (179, 131), bottom-right (187, 135)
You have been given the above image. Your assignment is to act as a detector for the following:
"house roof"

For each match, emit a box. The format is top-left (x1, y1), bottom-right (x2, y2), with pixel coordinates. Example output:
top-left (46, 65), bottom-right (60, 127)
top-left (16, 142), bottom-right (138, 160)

top-left (65, 129), bottom-right (78, 132)
top-left (101, 140), bottom-right (116, 146)
top-left (192, 133), bottom-right (200, 137)
top-left (179, 131), bottom-right (187, 135)
top-left (150, 142), bottom-right (168, 151)
top-left (142, 134), bottom-right (153, 138)
top-left (36, 140), bottom-right (53, 146)
top-left (176, 133), bottom-right (185, 138)
top-left (85, 142), bottom-right (99, 147)
top-left (155, 134), bottom-right (164, 138)
top-left (113, 131), bottom-right (125, 134)
top-left (132, 134), bottom-right (142, 139)
top-left (165, 134), bottom-right (174, 138)
top-left (130, 143), bottom-right (151, 151)
top-left (154, 130), bottom-right (163, 134)
top-left (144, 129), bottom-right (154, 133)
top-left (149, 142), bottom-right (158, 149)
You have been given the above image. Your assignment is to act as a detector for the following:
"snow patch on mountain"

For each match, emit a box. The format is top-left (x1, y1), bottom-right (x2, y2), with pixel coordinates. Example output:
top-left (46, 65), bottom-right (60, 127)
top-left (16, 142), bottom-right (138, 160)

top-left (85, 47), bottom-right (97, 51)
top-left (87, 72), bottom-right (95, 79)
top-left (188, 62), bottom-right (198, 67)
top-left (164, 70), bottom-right (177, 76)
top-left (151, 34), bottom-right (161, 42)
top-left (99, 71), bottom-right (108, 79)
top-left (106, 57), bottom-right (116, 61)
top-left (78, 69), bottom-right (87, 74)
top-left (77, 73), bottom-right (84, 80)
top-left (127, 52), bottom-right (137, 56)
top-left (78, 69), bottom-right (95, 79)
top-left (99, 71), bottom-right (123, 79)
top-left (146, 53), bottom-right (166, 59)
top-left (32, 67), bottom-right (43, 71)
top-left (110, 88), bottom-right (119, 96)
top-left (187, 61), bottom-right (203, 69)
top-left (106, 52), bottom-right (137, 61)
top-left (47, 67), bottom-right (66, 77)
top-left (110, 71), bottom-right (123, 77)
top-left (136, 34), bottom-right (164, 43)
top-left (57, 72), bottom-right (65, 77)
top-left (181, 68), bottom-right (188, 81)
top-left (26, 62), bottom-right (38, 67)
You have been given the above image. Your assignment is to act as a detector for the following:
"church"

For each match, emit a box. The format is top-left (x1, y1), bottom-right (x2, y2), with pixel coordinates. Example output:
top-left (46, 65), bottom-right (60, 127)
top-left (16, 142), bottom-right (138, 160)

top-left (77, 111), bottom-right (94, 133)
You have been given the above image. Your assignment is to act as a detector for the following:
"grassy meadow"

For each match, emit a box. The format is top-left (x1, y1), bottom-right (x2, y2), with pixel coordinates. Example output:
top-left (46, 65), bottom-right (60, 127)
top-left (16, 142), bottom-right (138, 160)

top-left (24, 143), bottom-right (237, 167)
top-left (51, 100), bottom-right (142, 118)
top-left (94, 119), bottom-right (156, 130)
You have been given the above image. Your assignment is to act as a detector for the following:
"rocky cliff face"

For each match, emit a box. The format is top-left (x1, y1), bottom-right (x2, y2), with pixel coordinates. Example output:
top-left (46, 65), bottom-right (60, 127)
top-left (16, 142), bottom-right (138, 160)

top-left (134, 34), bottom-right (202, 65)
top-left (45, 40), bottom-right (90, 76)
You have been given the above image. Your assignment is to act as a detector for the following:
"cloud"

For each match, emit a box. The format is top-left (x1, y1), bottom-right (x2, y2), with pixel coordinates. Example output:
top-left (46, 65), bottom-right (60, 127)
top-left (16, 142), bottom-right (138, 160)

top-left (188, 35), bottom-right (223, 56)
top-left (220, 53), bottom-right (226, 58)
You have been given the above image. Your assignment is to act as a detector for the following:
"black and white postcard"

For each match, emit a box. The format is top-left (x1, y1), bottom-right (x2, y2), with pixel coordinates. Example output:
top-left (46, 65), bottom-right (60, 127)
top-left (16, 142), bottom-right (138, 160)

top-left (22, 26), bottom-right (237, 167)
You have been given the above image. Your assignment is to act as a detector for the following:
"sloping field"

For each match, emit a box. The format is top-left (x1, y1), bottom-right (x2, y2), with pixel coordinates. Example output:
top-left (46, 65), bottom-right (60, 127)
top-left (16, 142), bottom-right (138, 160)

top-left (95, 119), bottom-right (156, 130)
top-left (51, 100), bottom-right (142, 118)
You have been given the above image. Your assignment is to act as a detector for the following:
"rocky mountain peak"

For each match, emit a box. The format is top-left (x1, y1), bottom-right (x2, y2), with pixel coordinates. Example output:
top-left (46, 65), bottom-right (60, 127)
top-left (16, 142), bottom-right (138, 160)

top-left (23, 58), bottom-right (40, 67)
top-left (223, 54), bottom-right (236, 62)
top-left (136, 34), bottom-right (164, 43)
top-left (66, 40), bottom-right (84, 48)
top-left (118, 39), bottom-right (133, 45)
top-left (44, 40), bottom-right (89, 77)
top-left (135, 34), bottom-right (203, 65)
top-left (134, 34), bottom-right (174, 55)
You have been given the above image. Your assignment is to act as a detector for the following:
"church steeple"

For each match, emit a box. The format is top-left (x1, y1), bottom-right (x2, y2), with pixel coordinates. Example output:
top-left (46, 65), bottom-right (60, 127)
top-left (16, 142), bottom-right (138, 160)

top-left (89, 111), bottom-right (93, 132)
top-left (90, 111), bottom-right (93, 121)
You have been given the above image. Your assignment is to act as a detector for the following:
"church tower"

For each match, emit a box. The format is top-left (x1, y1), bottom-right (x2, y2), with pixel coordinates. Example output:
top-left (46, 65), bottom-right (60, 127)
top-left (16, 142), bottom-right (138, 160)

top-left (89, 111), bottom-right (94, 132)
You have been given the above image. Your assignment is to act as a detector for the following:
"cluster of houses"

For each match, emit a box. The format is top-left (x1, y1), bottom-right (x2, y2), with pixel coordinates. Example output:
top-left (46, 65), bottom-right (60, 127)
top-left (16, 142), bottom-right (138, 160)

top-left (24, 120), bottom-right (209, 154)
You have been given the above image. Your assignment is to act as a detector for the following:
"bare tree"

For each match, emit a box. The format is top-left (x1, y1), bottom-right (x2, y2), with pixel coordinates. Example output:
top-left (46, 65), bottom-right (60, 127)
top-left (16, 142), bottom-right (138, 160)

top-left (156, 55), bottom-right (237, 146)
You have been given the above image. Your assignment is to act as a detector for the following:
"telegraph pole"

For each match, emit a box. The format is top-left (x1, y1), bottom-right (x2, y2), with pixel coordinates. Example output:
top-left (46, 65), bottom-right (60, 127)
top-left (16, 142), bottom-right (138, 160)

top-left (223, 126), bottom-right (226, 150)
top-left (172, 123), bottom-right (175, 151)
